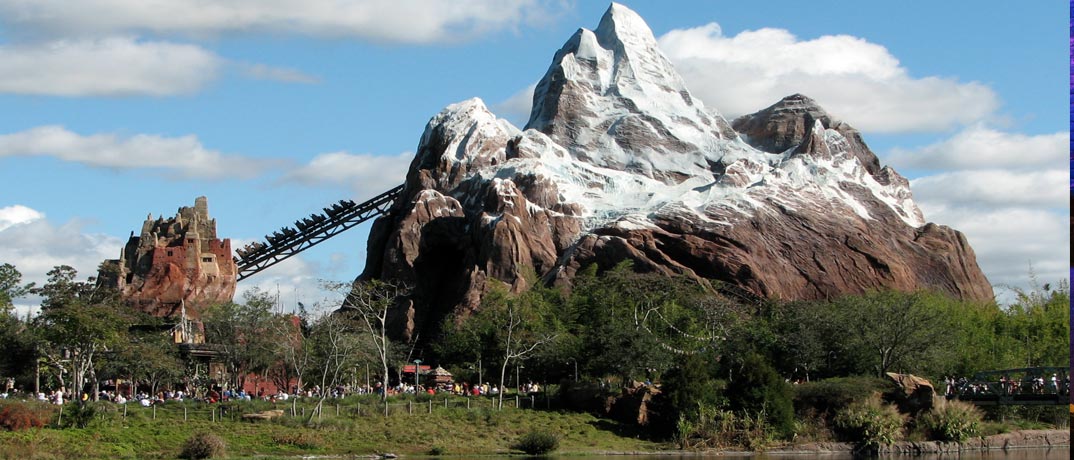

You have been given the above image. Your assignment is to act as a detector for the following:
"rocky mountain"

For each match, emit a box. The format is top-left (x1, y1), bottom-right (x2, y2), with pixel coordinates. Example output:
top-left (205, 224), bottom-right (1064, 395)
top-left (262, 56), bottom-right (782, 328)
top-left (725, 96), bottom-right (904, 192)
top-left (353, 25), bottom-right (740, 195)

top-left (98, 197), bottom-right (236, 319)
top-left (359, 3), bottom-right (993, 341)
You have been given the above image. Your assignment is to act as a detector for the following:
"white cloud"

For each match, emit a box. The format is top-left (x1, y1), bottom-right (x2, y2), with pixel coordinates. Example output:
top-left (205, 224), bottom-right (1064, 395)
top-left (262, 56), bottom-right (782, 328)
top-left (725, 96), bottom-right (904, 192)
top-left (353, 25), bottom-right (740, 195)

top-left (0, 0), bottom-right (550, 44)
top-left (656, 24), bottom-right (998, 132)
top-left (0, 125), bottom-right (268, 179)
top-left (887, 127), bottom-right (1068, 171)
top-left (493, 83), bottom-right (537, 128)
top-left (911, 170), bottom-right (1067, 209)
top-left (282, 151), bottom-right (412, 198)
top-left (234, 255), bottom-right (341, 315)
top-left (0, 210), bottom-right (124, 311)
top-left (899, 128), bottom-right (1070, 299)
top-left (0, 205), bottom-right (45, 232)
top-left (237, 62), bottom-right (320, 84)
top-left (916, 206), bottom-right (1068, 295)
top-left (0, 37), bottom-right (220, 96)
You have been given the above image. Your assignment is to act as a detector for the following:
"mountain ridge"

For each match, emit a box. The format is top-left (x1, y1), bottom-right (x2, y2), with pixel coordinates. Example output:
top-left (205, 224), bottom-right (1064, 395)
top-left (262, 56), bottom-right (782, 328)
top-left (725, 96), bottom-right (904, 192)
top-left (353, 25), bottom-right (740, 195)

top-left (359, 3), bottom-right (992, 341)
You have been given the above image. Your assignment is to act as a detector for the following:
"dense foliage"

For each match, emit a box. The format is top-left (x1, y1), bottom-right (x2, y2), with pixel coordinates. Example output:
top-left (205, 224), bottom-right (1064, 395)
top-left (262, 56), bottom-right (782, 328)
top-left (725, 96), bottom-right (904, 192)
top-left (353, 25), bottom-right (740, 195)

top-left (833, 396), bottom-right (907, 450)
top-left (0, 261), bottom-right (1067, 449)
top-left (918, 400), bottom-right (983, 442)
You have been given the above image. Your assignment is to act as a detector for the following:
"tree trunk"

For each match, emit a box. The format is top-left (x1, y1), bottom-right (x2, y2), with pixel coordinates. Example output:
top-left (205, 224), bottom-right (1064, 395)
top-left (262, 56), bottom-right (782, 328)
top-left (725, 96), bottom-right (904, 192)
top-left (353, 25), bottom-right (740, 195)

top-left (498, 359), bottom-right (510, 410)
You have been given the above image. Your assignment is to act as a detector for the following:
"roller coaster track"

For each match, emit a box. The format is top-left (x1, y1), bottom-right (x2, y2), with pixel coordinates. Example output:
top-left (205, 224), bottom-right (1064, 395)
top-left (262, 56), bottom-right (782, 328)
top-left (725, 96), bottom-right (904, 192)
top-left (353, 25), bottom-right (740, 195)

top-left (234, 185), bottom-right (403, 282)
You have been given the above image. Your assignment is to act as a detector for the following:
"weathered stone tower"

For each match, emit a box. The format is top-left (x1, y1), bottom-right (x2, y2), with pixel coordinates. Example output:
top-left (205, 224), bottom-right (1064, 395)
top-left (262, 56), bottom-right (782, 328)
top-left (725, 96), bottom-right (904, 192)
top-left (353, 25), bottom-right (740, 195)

top-left (99, 197), bottom-right (236, 319)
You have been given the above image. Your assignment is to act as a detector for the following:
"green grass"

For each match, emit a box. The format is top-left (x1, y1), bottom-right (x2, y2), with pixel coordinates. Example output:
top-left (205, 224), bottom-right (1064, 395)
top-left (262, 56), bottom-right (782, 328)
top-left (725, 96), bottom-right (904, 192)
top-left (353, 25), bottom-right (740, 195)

top-left (0, 396), bottom-right (664, 459)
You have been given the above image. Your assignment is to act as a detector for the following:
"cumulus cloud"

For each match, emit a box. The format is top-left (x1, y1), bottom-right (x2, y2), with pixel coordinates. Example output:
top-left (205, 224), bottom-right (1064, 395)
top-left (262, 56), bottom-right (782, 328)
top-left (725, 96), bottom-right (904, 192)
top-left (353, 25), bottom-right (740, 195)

top-left (887, 127), bottom-right (1068, 172)
top-left (0, 205), bottom-right (45, 232)
top-left (281, 151), bottom-right (412, 198)
top-left (899, 128), bottom-right (1070, 298)
top-left (237, 62), bottom-right (321, 84)
top-left (0, 0), bottom-right (550, 44)
top-left (656, 24), bottom-right (998, 132)
top-left (911, 170), bottom-right (1067, 209)
top-left (234, 254), bottom-right (344, 315)
top-left (0, 125), bottom-right (269, 179)
top-left (916, 205), bottom-right (1068, 295)
top-left (493, 83), bottom-right (537, 127)
top-left (0, 209), bottom-right (124, 312)
top-left (0, 37), bottom-right (220, 96)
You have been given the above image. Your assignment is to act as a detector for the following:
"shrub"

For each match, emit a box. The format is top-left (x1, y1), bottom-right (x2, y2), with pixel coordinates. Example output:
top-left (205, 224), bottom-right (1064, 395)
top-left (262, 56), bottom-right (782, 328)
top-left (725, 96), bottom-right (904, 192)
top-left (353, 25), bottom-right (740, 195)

top-left (919, 400), bottom-right (983, 442)
top-left (511, 430), bottom-right (559, 455)
top-left (427, 445), bottom-right (446, 455)
top-left (674, 406), bottom-right (775, 450)
top-left (58, 402), bottom-right (97, 428)
top-left (271, 431), bottom-right (324, 449)
top-left (793, 377), bottom-right (890, 417)
top-left (0, 401), bottom-right (51, 431)
top-left (833, 396), bottom-right (906, 450)
top-left (724, 353), bottom-right (795, 440)
top-left (180, 432), bottom-right (227, 459)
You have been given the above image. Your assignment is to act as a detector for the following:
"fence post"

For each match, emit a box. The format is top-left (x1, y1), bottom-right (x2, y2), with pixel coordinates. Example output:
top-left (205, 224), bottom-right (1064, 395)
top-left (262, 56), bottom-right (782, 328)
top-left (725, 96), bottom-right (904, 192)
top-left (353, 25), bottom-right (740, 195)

top-left (57, 405), bottom-right (63, 426)
top-left (408, 401), bottom-right (413, 415)
top-left (515, 395), bottom-right (519, 409)
top-left (184, 406), bottom-right (187, 421)
top-left (428, 399), bottom-right (432, 414)
top-left (211, 407), bottom-right (214, 423)
top-left (153, 405), bottom-right (157, 420)
top-left (123, 404), bottom-right (127, 417)
top-left (357, 402), bottom-right (361, 416)
top-left (466, 398), bottom-right (470, 410)
top-left (444, 398), bottom-right (448, 410)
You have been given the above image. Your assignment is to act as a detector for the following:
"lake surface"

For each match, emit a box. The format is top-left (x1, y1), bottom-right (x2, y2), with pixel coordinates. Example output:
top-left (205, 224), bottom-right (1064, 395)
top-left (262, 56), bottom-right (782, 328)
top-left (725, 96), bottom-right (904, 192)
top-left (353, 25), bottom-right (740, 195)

top-left (234, 449), bottom-right (1070, 459)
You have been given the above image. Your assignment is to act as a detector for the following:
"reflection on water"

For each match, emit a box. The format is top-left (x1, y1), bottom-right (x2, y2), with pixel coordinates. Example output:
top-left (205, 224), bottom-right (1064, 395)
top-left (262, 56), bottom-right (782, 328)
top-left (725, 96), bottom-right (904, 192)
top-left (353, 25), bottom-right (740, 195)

top-left (236, 449), bottom-right (1070, 460)
top-left (602, 449), bottom-right (1070, 460)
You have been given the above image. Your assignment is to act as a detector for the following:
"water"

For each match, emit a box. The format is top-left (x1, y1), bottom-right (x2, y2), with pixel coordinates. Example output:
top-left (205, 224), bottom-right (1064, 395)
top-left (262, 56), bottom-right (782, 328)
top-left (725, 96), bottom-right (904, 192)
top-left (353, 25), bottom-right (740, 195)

top-left (237, 449), bottom-right (1070, 459)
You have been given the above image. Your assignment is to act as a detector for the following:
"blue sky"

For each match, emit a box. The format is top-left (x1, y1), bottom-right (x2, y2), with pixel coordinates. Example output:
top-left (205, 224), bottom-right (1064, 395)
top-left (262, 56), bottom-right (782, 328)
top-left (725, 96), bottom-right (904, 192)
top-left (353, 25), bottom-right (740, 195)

top-left (0, 1), bottom-right (1067, 313)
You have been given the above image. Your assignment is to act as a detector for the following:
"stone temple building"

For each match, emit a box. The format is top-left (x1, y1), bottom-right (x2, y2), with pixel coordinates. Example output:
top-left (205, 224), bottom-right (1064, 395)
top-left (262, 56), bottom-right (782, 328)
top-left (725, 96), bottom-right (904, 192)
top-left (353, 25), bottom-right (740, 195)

top-left (98, 197), bottom-right (236, 324)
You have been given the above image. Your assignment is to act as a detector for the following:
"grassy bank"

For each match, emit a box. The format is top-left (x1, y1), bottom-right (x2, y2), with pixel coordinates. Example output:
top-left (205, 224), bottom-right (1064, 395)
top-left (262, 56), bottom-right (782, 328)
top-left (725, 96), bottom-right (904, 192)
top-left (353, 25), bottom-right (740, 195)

top-left (0, 396), bottom-right (663, 459)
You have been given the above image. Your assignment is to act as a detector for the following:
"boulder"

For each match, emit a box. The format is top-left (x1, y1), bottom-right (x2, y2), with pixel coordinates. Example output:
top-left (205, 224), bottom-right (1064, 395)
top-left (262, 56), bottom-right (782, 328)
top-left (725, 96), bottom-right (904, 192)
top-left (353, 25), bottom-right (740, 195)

top-left (885, 372), bottom-right (936, 415)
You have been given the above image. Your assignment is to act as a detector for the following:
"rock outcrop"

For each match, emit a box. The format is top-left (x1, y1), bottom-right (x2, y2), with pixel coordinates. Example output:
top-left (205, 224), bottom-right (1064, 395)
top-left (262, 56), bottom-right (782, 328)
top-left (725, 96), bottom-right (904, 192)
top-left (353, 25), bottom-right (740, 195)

top-left (885, 372), bottom-right (936, 415)
top-left (359, 3), bottom-right (993, 341)
top-left (99, 197), bottom-right (235, 319)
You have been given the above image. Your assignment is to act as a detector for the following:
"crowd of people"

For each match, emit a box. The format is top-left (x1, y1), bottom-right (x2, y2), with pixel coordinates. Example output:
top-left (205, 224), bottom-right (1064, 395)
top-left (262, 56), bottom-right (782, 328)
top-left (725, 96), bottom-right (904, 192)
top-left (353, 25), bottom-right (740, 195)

top-left (943, 373), bottom-right (1069, 397)
top-left (0, 377), bottom-right (547, 407)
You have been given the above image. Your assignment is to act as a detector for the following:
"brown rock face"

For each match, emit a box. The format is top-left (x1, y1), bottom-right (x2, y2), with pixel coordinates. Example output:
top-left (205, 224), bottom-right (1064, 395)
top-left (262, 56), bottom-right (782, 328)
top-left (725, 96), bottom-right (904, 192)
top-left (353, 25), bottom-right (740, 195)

top-left (98, 197), bottom-right (236, 318)
top-left (885, 372), bottom-right (936, 415)
top-left (359, 4), bottom-right (993, 342)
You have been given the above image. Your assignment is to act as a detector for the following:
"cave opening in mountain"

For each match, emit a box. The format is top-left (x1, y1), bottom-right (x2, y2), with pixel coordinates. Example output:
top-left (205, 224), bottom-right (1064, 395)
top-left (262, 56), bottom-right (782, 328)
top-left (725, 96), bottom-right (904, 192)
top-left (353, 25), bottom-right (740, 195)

top-left (412, 218), bottom-right (470, 349)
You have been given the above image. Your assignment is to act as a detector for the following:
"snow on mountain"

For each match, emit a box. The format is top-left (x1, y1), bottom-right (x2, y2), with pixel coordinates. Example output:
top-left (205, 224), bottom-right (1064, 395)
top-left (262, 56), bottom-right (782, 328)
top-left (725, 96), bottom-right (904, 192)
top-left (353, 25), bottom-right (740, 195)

top-left (360, 3), bottom-right (991, 341)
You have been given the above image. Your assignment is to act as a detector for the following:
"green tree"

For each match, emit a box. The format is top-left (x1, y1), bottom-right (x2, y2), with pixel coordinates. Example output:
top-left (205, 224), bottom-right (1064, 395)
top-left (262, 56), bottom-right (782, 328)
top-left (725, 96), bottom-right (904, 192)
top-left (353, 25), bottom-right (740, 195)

top-left (0, 264), bottom-right (35, 385)
top-left (1004, 280), bottom-right (1070, 368)
top-left (470, 283), bottom-right (557, 409)
top-left (0, 263), bottom-right (34, 314)
top-left (105, 322), bottom-right (185, 398)
top-left (304, 310), bottom-right (368, 421)
top-left (724, 353), bottom-right (795, 439)
top-left (830, 290), bottom-right (954, 377)
top-left (203, 289), bottom-right (287, 390)
top-left (31, 265), bottom-right (130, 399)
top-left (657, 351), bottom-right (722, 430)
top-left (340, 279), bottom-right (409, 405)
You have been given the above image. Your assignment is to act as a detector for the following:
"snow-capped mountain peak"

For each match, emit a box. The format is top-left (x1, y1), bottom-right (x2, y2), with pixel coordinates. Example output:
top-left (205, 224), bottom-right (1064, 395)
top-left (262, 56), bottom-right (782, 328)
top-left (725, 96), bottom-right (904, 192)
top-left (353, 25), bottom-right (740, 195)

top-left (360, 3), bottom-right (992, 341)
